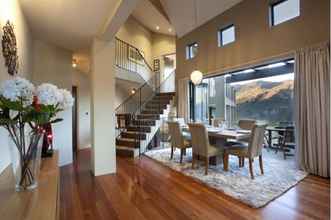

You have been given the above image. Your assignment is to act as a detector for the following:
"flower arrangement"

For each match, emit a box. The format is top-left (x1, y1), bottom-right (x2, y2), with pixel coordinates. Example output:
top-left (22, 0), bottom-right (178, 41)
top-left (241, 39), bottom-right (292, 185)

top-left (0, 77), bottom-right (73, 191)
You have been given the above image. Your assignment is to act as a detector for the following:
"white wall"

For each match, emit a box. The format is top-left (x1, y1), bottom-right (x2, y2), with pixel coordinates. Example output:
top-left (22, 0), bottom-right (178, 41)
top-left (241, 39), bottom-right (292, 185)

top-left (116, 16), bottom-right (153, 66)
top-left (72, 70), bottom-right (91, 149)
top-left (31, 40), bottom-right (73, 166)
top-left (0, 0), bottom-right (33, 173)
top-left (90, 38), bottom-right (116, 176)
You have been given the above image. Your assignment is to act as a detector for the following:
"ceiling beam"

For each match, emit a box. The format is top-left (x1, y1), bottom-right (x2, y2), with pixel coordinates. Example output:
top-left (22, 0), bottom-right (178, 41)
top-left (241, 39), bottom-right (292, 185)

top-left (226, 64), bottom-right (294, 83)
top-left (147, 0), bottom-right (171, 22)
top-left (99, 0), bottom-right (140, 41)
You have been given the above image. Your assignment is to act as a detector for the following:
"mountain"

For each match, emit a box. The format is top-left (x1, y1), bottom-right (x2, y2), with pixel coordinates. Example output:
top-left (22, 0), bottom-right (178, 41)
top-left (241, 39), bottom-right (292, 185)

top-left (234, 80), bottom-right (294, 124)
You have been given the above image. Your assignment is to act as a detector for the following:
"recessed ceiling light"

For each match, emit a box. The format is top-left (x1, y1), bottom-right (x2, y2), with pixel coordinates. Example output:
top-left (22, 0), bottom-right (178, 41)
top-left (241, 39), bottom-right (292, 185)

top-left (156, 26), bottom-right (160, 30)
top-left (168, 28), bottom-right (172, 32)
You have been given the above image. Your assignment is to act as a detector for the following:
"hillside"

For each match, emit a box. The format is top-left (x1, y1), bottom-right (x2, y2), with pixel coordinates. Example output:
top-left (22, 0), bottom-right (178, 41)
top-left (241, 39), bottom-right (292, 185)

top-left (234, 80), bottom-right (294, 124)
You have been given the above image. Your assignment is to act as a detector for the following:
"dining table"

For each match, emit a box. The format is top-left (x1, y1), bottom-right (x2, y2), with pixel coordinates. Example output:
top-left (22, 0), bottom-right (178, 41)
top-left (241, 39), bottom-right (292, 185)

top-left (181, 124), bottom-right (251, 170)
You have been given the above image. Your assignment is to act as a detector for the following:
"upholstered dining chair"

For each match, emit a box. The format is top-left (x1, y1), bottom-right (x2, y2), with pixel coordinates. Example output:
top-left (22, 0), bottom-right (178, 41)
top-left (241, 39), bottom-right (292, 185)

top-left (188, 123), bottom-right (222, 175)
top-left (239, 119), bottom-right (256, 130)
top-left (227, 119), bottom-right (256, 146)
top-left (224, 123), bottom-right (267, 179)
top-left (212, 117), bottom-right (225, 127)
top-left (168, 121), bottom-right (191, 163)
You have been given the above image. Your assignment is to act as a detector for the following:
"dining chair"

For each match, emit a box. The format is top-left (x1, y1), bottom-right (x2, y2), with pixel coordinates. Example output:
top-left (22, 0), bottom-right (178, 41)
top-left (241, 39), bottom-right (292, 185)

top-left (227, 119), bottom-right (256, 146)
top-left (212, 117), bottom-right (225, 127)
top-left (188, 123), bottom-right (222, 175)
top-left (168, 121), bottom-right (191, 163)
top-left (224, 123), bottom-right (267, 179)
top-left (239, 119), bottom-right (256, 130)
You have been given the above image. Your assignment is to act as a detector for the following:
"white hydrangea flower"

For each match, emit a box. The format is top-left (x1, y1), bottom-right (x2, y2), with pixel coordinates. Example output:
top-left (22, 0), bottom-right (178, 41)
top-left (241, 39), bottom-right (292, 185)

top-left (59, 89), bottom-right (74, 109)
top-left (36, 83), bottom-right (62, 106)
top-left (0, 77), bottom-right (35, 107)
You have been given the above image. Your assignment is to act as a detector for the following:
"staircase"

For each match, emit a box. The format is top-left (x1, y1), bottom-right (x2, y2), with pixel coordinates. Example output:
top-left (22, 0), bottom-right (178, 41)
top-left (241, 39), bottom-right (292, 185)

top-left (116, 92), bottom-right (175, 157)
top-left (114, 38), bottom-right (176, 157)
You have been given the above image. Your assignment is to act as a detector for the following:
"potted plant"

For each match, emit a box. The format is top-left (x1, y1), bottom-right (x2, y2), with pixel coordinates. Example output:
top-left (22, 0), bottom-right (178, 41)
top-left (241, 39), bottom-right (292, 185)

top-left (0, 77), bottom-right (73, 191)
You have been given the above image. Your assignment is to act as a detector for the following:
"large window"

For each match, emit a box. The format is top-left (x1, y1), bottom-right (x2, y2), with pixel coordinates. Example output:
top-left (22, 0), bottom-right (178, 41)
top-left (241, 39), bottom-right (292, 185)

top-left (271, 0), bottom-right (300, 26)
top-left (218, 25), bottom-right (235, 46)
top-left (189, 60), bottom-right (295, 127)
top-left (186, 42), bottom-right (198, 59)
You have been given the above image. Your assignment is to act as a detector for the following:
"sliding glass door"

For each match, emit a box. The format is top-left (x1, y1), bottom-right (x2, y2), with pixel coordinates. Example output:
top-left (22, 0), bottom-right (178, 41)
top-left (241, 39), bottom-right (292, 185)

top-left (189, 59), bottom-right (295, 128)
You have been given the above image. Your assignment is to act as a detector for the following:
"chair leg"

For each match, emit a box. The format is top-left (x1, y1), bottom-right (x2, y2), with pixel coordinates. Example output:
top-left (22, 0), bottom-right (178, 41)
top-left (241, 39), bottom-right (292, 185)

top-left (192, 154), bottom-right (195, 169)
top-left (205, 157), bottom-right (209, 175)
top-left (241, 157), bottom-right (245, 167)
top-left (170, 146), bottom-right (174, 159)
top-left (223, 153), bottom-right (229, 171)
top-left (259, 155), bottom-right (264, 175)
top-left (180, 149), bottom-right (184, 163)
top-left (249, 158), bottom-right (254, 179)
top-left (238, 156), bottom-right (241, 167)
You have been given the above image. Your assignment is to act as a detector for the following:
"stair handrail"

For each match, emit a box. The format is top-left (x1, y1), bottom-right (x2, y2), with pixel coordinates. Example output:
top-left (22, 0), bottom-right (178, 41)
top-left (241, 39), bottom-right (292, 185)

top-left (138, 69), bottom-right (176, 113)
top-left (115, 69), bottom-right (175, 114)
top-left (115, 37), bottom-right (153, 73)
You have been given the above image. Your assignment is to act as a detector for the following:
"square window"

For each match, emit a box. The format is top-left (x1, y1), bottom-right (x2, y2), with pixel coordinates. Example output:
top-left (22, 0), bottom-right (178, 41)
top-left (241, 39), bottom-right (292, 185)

top-left (186, 42), bottom-right (198, 59)
top-left (218, 25), bottom-right (235, 47)
top-left (271, 0), bottom-right (300, 26)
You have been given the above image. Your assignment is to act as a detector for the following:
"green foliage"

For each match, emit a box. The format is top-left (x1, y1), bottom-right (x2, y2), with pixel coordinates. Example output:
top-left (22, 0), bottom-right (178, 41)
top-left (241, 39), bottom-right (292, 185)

top-left (0, 96), bottom-right (64, 128)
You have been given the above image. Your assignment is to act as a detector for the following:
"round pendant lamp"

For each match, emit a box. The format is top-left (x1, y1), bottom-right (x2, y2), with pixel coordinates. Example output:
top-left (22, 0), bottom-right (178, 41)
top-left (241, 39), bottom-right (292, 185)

top-left (190, 70), bottom-right (203, 85)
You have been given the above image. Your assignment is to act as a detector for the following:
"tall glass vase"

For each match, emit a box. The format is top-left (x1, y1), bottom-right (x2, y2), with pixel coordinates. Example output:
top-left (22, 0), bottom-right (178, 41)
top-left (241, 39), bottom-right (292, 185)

top-left (9, 132), bottom-right (44, 191)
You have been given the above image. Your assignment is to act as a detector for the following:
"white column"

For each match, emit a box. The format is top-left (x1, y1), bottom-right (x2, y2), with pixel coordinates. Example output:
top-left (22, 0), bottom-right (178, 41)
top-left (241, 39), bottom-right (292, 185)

top-left (90, 38), bottom-right (116, 176)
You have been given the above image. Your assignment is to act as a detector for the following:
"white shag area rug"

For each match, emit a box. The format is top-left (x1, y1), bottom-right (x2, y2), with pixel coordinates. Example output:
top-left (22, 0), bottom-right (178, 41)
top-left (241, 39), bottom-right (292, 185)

top-left (144, 147), bottom-right (307, 208)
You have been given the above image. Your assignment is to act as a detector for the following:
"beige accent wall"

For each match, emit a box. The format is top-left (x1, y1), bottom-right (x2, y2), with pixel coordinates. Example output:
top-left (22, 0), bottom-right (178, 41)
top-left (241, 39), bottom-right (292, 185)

top-left (176, 0), bottom-right (330, 79)
top-left (31, 40), bottom-right (74, 166)
top-left (115, 79), bottom-right (141, 108)
top-left (116, 16), bottom-right (153, 66)
top-left (152, 33), bottom-right (176, 58)
top-left (0, 0), bottom-right (33, 174)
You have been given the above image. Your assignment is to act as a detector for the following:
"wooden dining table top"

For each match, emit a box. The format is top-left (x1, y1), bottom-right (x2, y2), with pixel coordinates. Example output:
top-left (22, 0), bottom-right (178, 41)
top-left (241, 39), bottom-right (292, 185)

top-left (181, 124), bottom-right (251, 140)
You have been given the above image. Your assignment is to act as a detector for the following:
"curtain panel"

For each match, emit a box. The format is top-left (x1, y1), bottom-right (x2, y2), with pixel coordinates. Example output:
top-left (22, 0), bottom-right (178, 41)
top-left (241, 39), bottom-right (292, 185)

top-left (294, 42), bottom-right (330, 177)
top-left (177, 78), bottom-right (190, 122)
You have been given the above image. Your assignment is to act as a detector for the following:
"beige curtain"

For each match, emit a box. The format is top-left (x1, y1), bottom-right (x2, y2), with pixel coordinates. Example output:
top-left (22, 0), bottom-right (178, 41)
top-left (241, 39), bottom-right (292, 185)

top-left (177, 78), bottom-right (190, 122)
top-left (294, 42), bottom-right (330, 177)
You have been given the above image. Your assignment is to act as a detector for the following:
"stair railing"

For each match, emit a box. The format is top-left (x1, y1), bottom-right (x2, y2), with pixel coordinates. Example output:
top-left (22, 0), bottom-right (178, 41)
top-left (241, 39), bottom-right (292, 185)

top-left (115, 37), bottom-right (154, 82)
top-left (115, 69), bottom-right (176, 154)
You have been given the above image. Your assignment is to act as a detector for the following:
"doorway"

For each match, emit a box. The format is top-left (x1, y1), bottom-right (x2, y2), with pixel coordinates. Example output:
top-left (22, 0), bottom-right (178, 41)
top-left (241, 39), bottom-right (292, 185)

top-left (72, 86), bottom-right (78, 156)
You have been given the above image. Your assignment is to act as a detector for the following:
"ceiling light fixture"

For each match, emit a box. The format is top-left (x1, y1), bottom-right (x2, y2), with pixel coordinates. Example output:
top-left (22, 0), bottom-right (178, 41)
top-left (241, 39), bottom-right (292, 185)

top-left (72, 59), bottom-right (77, 68)
top-left (156, 26), bottom-right (160, 30)
top-left (168, 28), bottom-right (172, 32)
top-left (131, 88), bottom-right (136, 94)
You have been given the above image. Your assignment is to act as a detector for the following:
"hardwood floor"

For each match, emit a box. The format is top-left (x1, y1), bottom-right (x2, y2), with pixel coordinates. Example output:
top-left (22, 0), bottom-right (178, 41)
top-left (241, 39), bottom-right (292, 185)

top-left (60, 149), bottom-right (330, 220)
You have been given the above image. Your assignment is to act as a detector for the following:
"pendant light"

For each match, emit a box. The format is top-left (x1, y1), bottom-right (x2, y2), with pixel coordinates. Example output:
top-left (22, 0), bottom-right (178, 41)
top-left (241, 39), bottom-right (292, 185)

top-left (190, 70), bottom-right (203, 85)
top-left (190, 0), bottom-right (203, 85)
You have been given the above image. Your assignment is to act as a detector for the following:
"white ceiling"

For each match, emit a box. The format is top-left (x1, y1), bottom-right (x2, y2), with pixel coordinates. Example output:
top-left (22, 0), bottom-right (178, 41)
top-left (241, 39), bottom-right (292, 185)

top-left (132, 0), bottom-right (175, 36)
top-left (19, 0), bottom-right (243, 51)
top-left (160, 0), bottom-right (243, 37)
top-left (19, 0), bottom-right (120, 51)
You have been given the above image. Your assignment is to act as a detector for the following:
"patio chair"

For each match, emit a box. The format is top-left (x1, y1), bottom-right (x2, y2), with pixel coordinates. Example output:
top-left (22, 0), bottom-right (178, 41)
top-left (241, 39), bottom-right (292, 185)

top-left (279, 126), bottom-right (295, 159)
